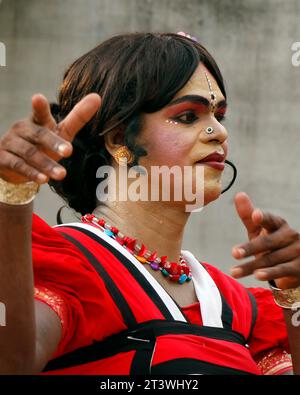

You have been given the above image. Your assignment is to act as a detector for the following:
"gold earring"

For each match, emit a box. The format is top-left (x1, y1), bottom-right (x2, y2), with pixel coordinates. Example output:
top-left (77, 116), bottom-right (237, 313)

top-left (113, 146), bottom-right (134, 166)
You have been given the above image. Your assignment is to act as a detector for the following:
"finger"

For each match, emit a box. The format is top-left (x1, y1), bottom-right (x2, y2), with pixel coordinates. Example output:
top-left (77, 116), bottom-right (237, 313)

top-left (234, 192), bottom-right (262, 239)
top-left (18, 123), bottom-right (73, 158)
top-left (57, 93), bottom-right (101, 142)
top-left (3, 136), bottom-right (67, 180)
top-left (232, 224), bottom-right (299, 259)
top-left (31, 94), bottom-right (57, 130)
top-left (251, 209), bottom-right (287, 232)
top-left (231, 240), bottom-right (300, 278)
top-left (273, 276), bottom-right (300, 290)
top-left (253, 260), bottom-right (300, 282)
top-left (0, 149), bottom-right (48, 184)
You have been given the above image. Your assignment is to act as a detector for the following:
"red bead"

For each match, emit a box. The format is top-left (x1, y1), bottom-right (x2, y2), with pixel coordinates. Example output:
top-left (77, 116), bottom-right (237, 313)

top-left (115, 236), bottom-right (125, 245)
top-left (110, 226), bottom-right (119, 235)
top-left (127, 238), bottom-right (137, 250)
top-left (123, 236), bottom-right (131, 245)
top-left (170, 275), bottom-right (180, 282)
top-left (169, 262), bottom-right (179, 275)
top-left (98, 219), bottom-right (106, 227)
top-left (128, 237), bottom-right (136, 246)
top-left (178, 267), bottom-right (184, 275)
top-left (148, 251), bottom-right (157, 261)
top-left (182, 266), bottom-right (190, 276)
top-left (138, 244), bottom-right (147, 257)
top-left (86, 214), bottom-right (95, 221)
top-left (161, 261), bottom-right (171, 269)
top-left (160, 256), bottom-right (168, 264)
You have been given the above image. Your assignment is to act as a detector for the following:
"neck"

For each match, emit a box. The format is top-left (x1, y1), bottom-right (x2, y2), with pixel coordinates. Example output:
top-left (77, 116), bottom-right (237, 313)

top-left (92, 200), bottom-right (190, 262)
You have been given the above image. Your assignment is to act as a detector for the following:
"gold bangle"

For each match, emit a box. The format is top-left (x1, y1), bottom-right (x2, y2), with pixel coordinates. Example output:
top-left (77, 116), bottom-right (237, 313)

top-left (269, 280), bottom-right (300, 310)
top-left (0, 177), bottom-right (40, 205)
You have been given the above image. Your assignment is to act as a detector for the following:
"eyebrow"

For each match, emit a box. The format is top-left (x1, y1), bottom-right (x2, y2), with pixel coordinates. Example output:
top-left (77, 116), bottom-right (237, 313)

top-left (166, 94), bottom-right (227, 110)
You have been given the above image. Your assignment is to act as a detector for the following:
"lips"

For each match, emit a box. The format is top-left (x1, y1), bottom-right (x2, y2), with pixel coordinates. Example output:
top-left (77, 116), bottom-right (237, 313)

top-left (196, 152), bottom-right (225, 163)
top-left (195, 151), bottom-right (225, 171)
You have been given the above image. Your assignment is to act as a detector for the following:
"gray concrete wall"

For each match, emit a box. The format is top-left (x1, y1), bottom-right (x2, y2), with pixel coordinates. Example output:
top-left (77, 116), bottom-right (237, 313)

top-left (0, 0), bottom-right (299, 286)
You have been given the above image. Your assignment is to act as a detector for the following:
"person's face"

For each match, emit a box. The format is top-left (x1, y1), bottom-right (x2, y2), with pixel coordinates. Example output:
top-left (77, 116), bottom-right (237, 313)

top-left (134, 63), bottom-right (229, 210)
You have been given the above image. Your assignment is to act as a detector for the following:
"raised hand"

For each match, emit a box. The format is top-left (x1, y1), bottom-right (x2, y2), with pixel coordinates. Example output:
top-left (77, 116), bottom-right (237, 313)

top-left (0, 93), bottom-right (101, 184)
top-left (230, 192), bottom-right (300, 290)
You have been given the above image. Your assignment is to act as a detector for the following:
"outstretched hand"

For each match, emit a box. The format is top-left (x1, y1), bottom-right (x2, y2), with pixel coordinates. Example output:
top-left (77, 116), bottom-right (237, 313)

top-left (231, 192), bottom-right (300, 290)
top-left (0, 93), bottom-right (101, 184)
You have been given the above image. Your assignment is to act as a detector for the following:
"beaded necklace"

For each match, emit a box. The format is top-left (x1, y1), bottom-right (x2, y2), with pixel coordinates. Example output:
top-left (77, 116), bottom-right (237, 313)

top-left (81, 214), bottom-right (192, 284)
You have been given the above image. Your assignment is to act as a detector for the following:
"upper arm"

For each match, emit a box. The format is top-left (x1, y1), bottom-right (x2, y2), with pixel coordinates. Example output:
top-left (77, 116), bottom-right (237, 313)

top-left (247, 287), bottom-right (290, 354)
top-left (31, 215), bottom-right (113, 371)
top-left (33, 299), bottom-right (62, 373)
top-left (247, 287), bottom-right (293, 374)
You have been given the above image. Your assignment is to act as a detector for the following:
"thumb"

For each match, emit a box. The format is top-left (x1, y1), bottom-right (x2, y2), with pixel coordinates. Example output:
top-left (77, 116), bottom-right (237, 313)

top-left (56, 93), bottom-right (101, 142)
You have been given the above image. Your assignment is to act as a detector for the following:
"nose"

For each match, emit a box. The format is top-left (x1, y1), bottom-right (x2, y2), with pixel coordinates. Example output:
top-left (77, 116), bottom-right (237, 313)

top-left (200, 118), bottom-right (228, 145)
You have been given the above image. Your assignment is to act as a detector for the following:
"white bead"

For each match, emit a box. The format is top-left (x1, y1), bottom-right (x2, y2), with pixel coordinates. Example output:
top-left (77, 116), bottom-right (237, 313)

top-left (134, 243), bottom-right (141, 252)
top-left (144, 250), bottom-right (152, 259)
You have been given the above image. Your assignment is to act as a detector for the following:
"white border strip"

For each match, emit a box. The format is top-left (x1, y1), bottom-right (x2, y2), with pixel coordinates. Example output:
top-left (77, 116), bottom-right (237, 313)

top-left (54, 222), bottom-right (187, 322)
top-left (181, 250), bottom-right (223, 328)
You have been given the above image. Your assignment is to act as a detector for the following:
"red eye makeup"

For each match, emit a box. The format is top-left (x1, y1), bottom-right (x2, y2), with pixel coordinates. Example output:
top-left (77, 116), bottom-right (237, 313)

top-left (164, 94), bottom-right (227, 124)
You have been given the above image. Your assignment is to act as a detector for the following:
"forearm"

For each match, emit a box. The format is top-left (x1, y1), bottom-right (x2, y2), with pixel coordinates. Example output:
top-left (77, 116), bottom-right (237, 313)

top-left (283, 308), bottom-right (300, 374)
top-left (0, 201), bottom-right (36, 374)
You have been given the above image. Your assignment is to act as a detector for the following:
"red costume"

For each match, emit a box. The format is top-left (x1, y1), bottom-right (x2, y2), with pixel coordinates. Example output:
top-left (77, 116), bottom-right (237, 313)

top-left (32, 213), bottom-right (292, 375)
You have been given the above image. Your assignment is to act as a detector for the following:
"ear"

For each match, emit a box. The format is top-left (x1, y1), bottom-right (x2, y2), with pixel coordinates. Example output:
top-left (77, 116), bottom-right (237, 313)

top-left (104, 125), bottom-right (125, 158)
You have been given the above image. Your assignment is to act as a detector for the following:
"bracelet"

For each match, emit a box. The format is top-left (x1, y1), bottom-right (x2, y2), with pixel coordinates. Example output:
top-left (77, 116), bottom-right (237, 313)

top-left (0, 177), bottom-right (40, 205)
top-left (269, 280), bottom-right (300, 310)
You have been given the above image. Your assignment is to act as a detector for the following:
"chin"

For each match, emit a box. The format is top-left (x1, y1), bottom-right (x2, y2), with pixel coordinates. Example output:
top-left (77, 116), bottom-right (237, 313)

top-left (203, 182), bottom-right (222, 206)
top-left (168, 181), bottom-right (221, 213)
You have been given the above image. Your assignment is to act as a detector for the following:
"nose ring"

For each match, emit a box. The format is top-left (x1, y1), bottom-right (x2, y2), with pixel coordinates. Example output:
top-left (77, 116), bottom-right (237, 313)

top-left (205, 126), bottom-right (214, 134)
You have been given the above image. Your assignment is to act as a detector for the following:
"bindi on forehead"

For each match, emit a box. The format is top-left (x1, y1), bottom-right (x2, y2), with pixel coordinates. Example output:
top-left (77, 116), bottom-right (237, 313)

top-left (174, 64), bottom-right (222, 101)
top-left (204, 71), bottom-right (218, 113)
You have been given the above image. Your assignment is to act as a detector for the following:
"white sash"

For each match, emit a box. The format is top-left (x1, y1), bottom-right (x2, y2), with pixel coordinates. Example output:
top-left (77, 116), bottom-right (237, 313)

top-left (181, 250), bottom-right (223, 328)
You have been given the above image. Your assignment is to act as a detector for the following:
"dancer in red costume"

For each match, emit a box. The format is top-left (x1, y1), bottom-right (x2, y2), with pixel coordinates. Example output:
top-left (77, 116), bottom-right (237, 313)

top-left (0, 33), bottom-right (299, 375)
